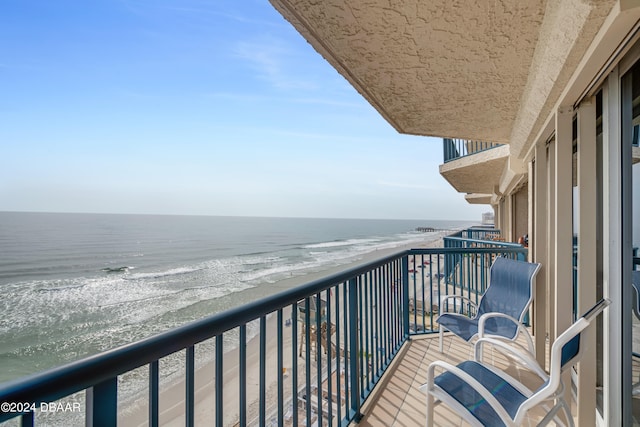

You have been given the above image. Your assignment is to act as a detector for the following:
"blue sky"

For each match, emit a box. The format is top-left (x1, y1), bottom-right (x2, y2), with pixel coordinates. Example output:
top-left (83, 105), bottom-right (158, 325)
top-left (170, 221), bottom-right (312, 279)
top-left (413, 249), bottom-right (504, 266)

top-left (0, 0), bottom-right (489, 220)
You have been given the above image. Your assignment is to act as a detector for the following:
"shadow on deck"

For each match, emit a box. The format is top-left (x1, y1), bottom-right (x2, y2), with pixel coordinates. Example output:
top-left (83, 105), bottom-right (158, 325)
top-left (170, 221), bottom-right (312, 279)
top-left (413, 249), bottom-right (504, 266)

top-left (357, 333), bottom-right (562, 427)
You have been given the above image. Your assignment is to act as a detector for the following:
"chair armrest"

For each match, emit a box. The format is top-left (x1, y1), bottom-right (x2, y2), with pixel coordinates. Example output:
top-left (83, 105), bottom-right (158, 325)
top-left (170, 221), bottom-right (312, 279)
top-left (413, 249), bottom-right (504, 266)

top-left (421, 360), bottom-right (513, 423)
top-left (478, 312), bottom-right (535, 354)
top-left (478, 312), bottom-right (522, 336)
top-left (474, 337), bottom-right (548, 381)
top-left (440, 295), bottom-right (478, 315)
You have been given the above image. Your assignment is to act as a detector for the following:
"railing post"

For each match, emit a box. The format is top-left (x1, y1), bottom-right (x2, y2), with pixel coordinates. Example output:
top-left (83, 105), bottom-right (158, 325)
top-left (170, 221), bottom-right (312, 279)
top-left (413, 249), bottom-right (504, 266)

top-left (402, 255), bottom-right (410, 339)
top-left (348, 277), bottom-right (362, 422)
top-left (149, 361), bottom-right (159, 427)
top-left (186, 346), bottom-right (195, 427)
top-left (86, 378), bottom-right (117, 427)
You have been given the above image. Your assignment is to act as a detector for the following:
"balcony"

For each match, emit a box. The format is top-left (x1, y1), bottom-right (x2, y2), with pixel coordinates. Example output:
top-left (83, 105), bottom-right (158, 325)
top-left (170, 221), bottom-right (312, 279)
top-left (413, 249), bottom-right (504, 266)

top-left (440, 138), bottom-right (510, 196)
top-left (442, 139), bottom-right (504, 164)
top-left (357, 331), bottom-right (556, 426)
top-left (0, 231), bottom-right (532, 427)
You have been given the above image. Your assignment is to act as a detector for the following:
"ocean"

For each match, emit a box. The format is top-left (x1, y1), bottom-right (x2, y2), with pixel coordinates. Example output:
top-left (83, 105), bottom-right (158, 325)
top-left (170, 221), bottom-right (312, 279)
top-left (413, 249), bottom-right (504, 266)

top-left (0, 212), bottom-right (474, 410)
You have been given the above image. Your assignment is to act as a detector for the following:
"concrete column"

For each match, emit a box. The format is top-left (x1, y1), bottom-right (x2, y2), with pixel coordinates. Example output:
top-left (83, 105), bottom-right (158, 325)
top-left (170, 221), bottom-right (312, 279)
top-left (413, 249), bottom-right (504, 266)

top-left (602, 67), bottom-right (622, 427)
top-left (555, 106), bottom-right (574, 410)
top-left (547, 140), bottom-right (556, 345)
top-left (577, 97), bottom-right (597, 426)
top-left (504, 195), bottom-right (512, 241)
top-left (533, 141), bottom-right (548, 367)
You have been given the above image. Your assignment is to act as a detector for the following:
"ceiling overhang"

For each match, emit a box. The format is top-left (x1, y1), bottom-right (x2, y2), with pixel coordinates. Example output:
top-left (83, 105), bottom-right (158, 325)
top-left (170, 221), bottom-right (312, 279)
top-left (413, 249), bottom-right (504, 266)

top-left (270, 0), bottom-right (617, 151)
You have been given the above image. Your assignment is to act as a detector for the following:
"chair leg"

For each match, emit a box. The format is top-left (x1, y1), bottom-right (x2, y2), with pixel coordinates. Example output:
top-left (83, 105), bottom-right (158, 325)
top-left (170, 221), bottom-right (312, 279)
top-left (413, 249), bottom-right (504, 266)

top-left (439, 327), bottom-right (444, 353)
top-left (560, 399), bottom-right (575, 427)
top-left (426, 389), bottom-right (434, 427)
top-left (539, 399), bottom-right (573, 427)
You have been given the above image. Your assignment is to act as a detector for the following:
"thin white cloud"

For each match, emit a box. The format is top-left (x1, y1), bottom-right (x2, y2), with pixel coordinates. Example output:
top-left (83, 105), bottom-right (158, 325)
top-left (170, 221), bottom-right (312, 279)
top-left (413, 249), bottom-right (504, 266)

top-left (233, 38), bottom-right (317, 90)
top-left (377, 181), bottom-right (436, 191)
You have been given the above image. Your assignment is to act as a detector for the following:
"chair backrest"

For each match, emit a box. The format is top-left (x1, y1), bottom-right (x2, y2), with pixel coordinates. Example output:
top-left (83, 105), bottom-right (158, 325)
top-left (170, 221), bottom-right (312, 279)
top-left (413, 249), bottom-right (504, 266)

top-left (477, 257), bottom-right (541, 321)
top-left (556, 298), bottom-right (611, 372)
top-left (517, 299), bottom-right (610, 422)
top-left (633, 271), bottom-right (640, 320)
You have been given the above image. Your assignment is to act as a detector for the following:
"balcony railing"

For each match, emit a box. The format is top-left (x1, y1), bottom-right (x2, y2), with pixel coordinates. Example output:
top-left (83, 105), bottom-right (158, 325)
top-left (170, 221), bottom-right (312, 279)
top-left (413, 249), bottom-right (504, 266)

top-left (443, 138), bottom-right (504, 163)
top-left (0, 238), bottom-right (527, 427)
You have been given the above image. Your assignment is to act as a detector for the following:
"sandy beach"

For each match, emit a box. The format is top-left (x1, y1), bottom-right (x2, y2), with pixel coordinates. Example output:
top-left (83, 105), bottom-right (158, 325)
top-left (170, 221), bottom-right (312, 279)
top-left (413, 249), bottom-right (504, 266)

top-left (120, 234), bottom-right (448, 427)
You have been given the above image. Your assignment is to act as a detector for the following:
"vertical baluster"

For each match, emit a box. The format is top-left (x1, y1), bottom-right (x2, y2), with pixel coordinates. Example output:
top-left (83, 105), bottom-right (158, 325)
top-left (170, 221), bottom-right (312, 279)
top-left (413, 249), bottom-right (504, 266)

top-left (384, 265), bottom-right (391, 360)
top-left (381, 266), bottom-right (387, 359)
top-left (482, 251), bottom-right (487, 293)
top-left (474, 253), bottom-right (480, 305)
top-left (334, 285), bottom-right (342, 423)
top-left (396, 260), bottom-right (402, 347)
top-left (186, 346), bottom-right (195, 427)
top-left (402, 256), bottom-right (408, 339)
top-left (395, 260), bottom-right (401, 347)
top-left (149, 360), bottom-right (159, 427)
top-left (428, 253), bottom-right (434, 331)
top-left (374, 268), bottom-right (381, 372)
top-left (259, 316), bottom-right (266, 427)
top-left (216, 335), bottom-right (223, 427)
top-left (347, 277), bottom-right (361, 422)
top-left (388, 262), bottom-right (394, 351)
top-left (305, 298), bottom-right (311, 426)
top-left (410, 254), bottom-right (417, 334)
top-left (86, 377), bottom-right (117, 427)
top-left (466, 249), bottom-right (471, 309)
top-left (315, 293), bottom-right (323, 426)
top-left (364, 272), bottom-right (370, 389)
top-left (368, 270), bottom-right (375, 380)
top-left (392, 260), bottom-right (397, 342)
top-left (437, 253), bottom-right (442, 322)
top-left (20, 410), bottom-right (33, 427)
top-left (291, 303), bottom-right (298, 427)
top-left (277, 309), bottom-right (283, 427)
top-left (377, 267), bottom-right (384, 363)
top-left (388, 263), bottom-right (395, 351)
top-left (357, 276), bottom-right (364, 397)
top-left (239, 324), bottom-right (247, 427)
top-left (342, 282), bottom-right (349, 414)
top-left (420, 253), bottom-right (426, 333)
top-left (326, 288), bottom-right (333, 426)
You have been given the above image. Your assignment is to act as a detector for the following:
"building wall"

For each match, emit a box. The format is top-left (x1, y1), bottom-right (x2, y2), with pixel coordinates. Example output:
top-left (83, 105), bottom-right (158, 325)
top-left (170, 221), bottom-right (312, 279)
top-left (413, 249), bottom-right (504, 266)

top-left (514, 186), bottom-right (529, 243)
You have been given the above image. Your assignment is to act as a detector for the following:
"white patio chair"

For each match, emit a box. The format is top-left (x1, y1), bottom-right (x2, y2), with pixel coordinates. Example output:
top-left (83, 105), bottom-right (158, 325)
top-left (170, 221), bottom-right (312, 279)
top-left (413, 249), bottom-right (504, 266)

top-left (631, 271), bottom-right (640, 395)
top-left (422, 298), bottom-right (610, 427)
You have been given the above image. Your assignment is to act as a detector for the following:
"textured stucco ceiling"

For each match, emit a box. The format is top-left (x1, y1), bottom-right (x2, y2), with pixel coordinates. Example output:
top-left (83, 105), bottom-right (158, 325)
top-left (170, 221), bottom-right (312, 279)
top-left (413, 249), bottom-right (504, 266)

top-left (270, 0), bottom-right (617, 150)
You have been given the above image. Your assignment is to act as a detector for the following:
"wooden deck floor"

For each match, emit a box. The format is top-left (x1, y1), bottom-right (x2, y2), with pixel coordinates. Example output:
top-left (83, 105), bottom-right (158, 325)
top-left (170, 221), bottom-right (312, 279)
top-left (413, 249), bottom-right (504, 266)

top-left (356, 332), bottom-right (568, 427)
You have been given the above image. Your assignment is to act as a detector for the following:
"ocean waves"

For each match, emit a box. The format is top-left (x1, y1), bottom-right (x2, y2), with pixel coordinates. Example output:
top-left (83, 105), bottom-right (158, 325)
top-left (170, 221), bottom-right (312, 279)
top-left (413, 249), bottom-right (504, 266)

top-left (0, 214), bottom-right (468, 390)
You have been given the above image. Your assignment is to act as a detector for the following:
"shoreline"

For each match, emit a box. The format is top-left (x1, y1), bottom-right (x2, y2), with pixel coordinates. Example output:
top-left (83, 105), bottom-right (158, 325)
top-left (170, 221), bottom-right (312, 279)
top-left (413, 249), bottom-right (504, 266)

top-left (120, 233), bottom-right (449, 426)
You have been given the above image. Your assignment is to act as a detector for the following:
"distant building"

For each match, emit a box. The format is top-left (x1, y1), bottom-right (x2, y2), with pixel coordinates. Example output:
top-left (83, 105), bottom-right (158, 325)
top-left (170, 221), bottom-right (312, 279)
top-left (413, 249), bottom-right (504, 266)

top-left (481, 212), bottom-right (494, 226)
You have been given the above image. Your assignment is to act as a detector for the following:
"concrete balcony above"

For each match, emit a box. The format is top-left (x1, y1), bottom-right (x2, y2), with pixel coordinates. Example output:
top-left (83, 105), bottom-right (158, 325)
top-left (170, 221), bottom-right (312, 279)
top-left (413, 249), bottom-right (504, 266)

top-left (465, 193), bottom-right (493, 205)
top-left (439, 142), bottom-right (510, 195)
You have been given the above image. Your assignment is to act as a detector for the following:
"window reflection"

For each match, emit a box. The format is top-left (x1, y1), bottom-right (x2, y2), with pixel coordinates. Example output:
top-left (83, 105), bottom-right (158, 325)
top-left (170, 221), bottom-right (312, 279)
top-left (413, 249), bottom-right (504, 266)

top-left (627, 61), bottom-right (640, 423)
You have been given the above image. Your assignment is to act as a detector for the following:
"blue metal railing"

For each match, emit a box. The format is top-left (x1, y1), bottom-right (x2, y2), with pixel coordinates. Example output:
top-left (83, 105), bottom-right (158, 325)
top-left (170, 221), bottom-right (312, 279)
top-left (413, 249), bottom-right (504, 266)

top-left (443, 227), bottom-right (520, 247)
top-left (443, 138), bottom-right (504, 163)
top-left (0, 244), bottom-right (528, 427)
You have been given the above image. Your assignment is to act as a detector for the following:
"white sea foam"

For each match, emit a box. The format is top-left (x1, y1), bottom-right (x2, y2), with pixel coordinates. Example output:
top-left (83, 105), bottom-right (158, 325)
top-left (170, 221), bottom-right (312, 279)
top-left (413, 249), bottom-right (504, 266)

top-left (304, 238), bottom-right (381, 249)
top-left (126, 266), bottom-right (202, 280)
